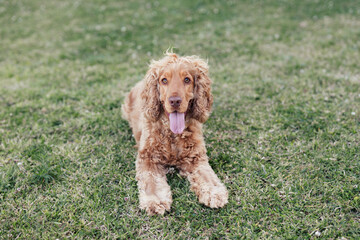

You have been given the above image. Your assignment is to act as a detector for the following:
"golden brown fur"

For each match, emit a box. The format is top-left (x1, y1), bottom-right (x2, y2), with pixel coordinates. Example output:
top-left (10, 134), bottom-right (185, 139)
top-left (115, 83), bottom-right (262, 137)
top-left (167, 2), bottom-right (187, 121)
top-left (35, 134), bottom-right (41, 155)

top-left (122, 52), bottom-right (228, 215)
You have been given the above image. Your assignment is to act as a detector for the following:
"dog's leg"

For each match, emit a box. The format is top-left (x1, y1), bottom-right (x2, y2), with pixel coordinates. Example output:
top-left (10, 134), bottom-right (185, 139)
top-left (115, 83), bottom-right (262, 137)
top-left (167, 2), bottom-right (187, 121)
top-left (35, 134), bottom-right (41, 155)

top-left (180, 158), bottom-right (228, 208)
top-left (136, 156), bottom-right (172, 215)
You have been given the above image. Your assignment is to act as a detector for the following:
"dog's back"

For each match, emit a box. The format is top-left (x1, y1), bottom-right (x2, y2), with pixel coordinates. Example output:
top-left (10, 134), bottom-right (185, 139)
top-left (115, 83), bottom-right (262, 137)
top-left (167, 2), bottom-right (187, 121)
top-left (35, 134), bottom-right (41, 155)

top-left (121, 81), bottom-right (144, 144)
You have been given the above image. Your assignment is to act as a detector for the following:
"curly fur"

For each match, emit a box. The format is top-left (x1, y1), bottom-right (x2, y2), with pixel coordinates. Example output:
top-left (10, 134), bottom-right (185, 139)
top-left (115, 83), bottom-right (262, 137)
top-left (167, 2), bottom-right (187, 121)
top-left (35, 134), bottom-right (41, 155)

top-left (122, 52), bottom-right (228, 215)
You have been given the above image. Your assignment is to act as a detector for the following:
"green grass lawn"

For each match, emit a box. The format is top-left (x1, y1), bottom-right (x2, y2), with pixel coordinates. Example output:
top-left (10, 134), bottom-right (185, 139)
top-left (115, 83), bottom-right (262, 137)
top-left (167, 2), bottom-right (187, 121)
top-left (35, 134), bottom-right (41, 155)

top-left (1, 0), bottom-right (360, 238)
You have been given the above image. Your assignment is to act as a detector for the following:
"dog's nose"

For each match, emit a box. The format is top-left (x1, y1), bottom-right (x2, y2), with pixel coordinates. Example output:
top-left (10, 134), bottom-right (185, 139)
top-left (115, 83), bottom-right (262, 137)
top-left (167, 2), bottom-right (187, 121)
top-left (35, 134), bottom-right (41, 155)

top-left (169, 96), bottom-right (182, 108)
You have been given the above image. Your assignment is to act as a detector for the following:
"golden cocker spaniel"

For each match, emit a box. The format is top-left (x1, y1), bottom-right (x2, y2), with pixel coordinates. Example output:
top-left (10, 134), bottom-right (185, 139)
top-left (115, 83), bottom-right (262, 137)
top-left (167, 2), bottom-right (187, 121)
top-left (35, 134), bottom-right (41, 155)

top-left (122, 52), bottom-right (228, 215)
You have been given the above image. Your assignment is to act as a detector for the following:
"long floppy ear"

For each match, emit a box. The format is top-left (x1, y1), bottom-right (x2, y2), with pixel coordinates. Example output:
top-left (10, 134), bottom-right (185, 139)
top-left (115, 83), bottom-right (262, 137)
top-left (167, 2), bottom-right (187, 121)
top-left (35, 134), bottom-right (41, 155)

top-left (188, 56), bottom-right (214, 123)
top-left (141, 66), bottom-right (162, 121)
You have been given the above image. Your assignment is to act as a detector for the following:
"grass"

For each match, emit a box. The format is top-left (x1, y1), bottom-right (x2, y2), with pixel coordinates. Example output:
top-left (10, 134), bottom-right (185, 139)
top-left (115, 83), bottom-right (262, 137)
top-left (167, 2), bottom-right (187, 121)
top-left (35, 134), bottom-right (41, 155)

top-left (1, 0), bottom-right (359, 238)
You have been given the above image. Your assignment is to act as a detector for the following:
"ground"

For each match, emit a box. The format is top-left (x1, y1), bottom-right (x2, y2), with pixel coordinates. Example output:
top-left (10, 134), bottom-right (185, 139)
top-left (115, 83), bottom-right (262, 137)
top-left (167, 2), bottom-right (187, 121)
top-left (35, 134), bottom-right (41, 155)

top-left (0, 0), bottom-right (359, 239)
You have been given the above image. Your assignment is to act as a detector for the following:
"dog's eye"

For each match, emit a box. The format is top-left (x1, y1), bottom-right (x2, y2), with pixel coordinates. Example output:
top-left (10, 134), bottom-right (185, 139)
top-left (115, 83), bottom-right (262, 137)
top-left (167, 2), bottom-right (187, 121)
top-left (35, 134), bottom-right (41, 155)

top-left (184, 77), bottom-right (191, 83)
top-left (161, 78), bottom-right (168, 84)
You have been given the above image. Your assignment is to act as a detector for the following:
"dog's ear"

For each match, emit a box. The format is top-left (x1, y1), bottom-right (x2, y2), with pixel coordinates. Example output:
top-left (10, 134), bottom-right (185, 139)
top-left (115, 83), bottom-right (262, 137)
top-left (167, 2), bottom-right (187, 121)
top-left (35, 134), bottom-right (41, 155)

top-left (141, 66), bottom-right (162, 121)
top-left (188, 57), bottom-right (213, 123)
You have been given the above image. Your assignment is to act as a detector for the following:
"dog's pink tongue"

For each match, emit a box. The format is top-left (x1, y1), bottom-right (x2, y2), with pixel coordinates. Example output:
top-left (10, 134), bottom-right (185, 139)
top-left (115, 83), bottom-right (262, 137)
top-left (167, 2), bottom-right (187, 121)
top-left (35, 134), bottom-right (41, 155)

top-left (169, 112), bottom-right (185, 134)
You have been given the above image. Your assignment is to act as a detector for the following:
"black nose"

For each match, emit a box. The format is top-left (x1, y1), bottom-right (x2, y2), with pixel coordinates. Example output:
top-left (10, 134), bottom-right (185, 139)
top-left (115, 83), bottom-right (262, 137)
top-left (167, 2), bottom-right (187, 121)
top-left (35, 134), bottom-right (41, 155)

top-left (169, 96), bottom-right (182, 108)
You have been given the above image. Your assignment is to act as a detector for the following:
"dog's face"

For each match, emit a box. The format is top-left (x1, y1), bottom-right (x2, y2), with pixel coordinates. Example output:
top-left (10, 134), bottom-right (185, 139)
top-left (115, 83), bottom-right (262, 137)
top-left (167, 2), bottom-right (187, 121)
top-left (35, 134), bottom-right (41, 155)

top-left (141, 53), bottom-right (213, 134)
top-left (158, 63), bottom-right (195, 115)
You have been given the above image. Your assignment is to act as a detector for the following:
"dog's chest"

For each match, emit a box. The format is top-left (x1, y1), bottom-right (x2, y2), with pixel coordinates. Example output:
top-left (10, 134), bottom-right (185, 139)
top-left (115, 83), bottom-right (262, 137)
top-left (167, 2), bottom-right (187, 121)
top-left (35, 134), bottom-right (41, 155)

top-left (170, 141), bottom-right (178, 158)
top-left (165, 132), bottom-right (195, 164)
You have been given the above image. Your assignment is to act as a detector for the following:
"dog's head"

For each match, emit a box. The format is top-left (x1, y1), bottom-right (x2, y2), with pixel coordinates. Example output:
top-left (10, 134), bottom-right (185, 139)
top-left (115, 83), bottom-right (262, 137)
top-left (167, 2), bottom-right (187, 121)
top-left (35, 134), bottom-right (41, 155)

top-left (141, 52), bottom-right (213, 134)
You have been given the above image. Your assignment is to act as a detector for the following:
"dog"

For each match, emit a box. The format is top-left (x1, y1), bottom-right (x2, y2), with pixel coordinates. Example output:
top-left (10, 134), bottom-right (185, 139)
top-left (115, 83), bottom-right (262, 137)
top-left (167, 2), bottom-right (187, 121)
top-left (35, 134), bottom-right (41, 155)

top-left (122, 52), bottom-right (228, 215)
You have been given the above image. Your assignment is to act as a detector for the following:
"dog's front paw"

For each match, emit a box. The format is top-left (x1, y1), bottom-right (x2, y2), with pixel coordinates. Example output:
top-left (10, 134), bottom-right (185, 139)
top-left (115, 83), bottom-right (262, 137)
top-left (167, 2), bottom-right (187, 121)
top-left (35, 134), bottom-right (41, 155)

top-left (139, 195), bottom-right (172, 215)
top-left (198, 185), bottom-right (228, 208)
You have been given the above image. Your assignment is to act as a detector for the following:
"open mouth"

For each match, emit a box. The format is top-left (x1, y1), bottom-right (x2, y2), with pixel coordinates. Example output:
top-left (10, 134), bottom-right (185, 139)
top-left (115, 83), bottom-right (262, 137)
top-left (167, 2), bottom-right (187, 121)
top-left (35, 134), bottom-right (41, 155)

top-left (168, 111), bottom-right (186, 134)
